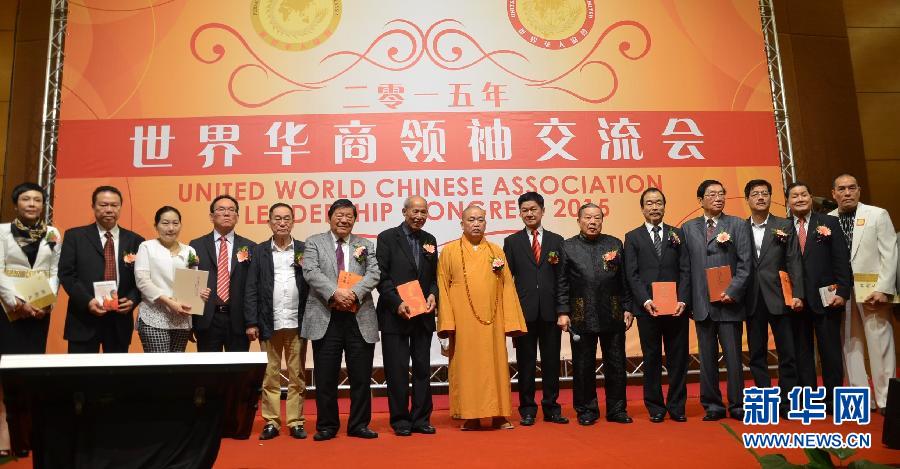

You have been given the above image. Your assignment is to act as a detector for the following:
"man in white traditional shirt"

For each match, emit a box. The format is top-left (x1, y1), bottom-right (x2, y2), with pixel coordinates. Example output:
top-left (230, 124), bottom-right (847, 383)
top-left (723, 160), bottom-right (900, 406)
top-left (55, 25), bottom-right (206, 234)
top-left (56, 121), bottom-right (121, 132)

top-left (829, 173), bottom-right (898, 414)
top-left (245, 203), bottom-right (310, 439)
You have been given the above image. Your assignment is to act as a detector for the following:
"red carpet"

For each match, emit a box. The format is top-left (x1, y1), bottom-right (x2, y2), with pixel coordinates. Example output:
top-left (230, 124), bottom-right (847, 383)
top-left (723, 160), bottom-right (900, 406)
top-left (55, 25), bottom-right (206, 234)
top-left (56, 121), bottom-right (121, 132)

top-left (5, 382), bottom-right (898, 468)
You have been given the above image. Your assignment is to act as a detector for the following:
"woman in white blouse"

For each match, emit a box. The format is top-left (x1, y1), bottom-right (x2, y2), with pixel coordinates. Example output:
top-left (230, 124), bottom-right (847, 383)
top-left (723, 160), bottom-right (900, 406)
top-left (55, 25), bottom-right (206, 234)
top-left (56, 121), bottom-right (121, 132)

top-left (0, 182), bottom-right (60, 458)
top-left (135, 206), bottom-right (210, 352)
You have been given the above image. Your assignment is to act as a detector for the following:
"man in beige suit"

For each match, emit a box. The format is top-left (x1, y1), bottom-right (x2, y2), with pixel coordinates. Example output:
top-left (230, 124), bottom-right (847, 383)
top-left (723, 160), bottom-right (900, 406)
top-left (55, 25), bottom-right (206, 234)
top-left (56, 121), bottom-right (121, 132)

top-left (830, 174), bottom-right (897, 414)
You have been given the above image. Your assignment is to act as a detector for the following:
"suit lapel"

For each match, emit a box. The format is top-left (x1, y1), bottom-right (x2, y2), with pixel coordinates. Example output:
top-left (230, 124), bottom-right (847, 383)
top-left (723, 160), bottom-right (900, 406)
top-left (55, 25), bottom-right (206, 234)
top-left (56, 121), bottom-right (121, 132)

top-left (322, 232), bottom-right (339, 273)
top-left (205, 233), bottom-right (218, 275)
top-left (757, 220), bottom-right (774, 262)
top-left (395, 225), bottom-right (417, 271)
top-left (521, 230), bottom-right (538, 267)
top-left (850, 204), bottom-right (865, 260)
top-left (801, 213), bottom-right (816, 258)
top-left (639, 224), bottom-right (661, 261)
top-left (88, 226), bottom-right (104, 255)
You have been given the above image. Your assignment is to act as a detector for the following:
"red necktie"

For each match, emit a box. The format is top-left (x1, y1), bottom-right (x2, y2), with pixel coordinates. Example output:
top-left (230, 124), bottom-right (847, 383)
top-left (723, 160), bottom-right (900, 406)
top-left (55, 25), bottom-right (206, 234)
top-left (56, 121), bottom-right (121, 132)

top-left (798, 217), bottom-right (807, 254)
top-left (217, 237), bottom-right (230, 302)
top-left (531, 230), bottom-right (541, 263)
top-left (103, 231), bottom-right (116, 281)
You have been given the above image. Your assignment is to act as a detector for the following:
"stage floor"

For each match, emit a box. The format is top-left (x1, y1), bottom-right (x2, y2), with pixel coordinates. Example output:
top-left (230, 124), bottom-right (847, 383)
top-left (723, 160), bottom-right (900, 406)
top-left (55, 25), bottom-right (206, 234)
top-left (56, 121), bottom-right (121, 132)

top-left (4, 381), bottom-right (897, 468)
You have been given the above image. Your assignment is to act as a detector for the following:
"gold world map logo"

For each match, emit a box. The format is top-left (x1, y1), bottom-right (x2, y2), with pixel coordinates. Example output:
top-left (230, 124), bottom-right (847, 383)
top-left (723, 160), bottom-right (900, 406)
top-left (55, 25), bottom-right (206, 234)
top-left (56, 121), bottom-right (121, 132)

top-left (251, 0), bottom-right (342, 51)
top-left (508, 0), bottom-right (596, 50)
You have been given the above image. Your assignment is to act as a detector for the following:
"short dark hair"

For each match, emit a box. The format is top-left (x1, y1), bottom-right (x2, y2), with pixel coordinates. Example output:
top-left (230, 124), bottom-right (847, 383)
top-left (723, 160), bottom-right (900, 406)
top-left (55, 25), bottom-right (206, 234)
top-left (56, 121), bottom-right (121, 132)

top-left (696, 179), bottom-right (725, 199)
top-left (154, 206), bottom-right (181, 225)
top-left (784, 181), bottom-right (810, 198)
top-left (743, 179), bottom-right (772, 198)
top-left (639, 188), bottom-right (666, 207)
top-left (209, 194), bottom-right (239, 213)
top-left (577, 203), bottom-right (603, 218)
top-left (328, 199), bottom-right (357, 219)
top-left (11, 182), bottom-right (45, 204)
top-left (92, 186), bottom-right (123, 205)
top-left (269, 202), bottom-right (293, 217)
top-left (517, 191), bottom-right (544, 209)
top-left (832, 173), bottom-right (858, 188)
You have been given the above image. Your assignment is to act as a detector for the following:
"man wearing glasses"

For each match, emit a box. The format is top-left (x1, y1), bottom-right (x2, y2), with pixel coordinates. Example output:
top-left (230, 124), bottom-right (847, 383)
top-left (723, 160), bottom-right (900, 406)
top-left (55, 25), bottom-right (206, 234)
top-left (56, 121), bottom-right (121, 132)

top-left (682, 180), bottom-right (752, 421)
top-left (190, 194), bottom-right (256, 351)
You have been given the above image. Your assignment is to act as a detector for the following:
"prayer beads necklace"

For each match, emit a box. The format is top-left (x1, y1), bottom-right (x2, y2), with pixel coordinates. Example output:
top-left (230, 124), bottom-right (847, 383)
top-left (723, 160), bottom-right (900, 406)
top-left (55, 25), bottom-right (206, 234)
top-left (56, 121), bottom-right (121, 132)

top-left (459, 238), bottom-right (502, 326)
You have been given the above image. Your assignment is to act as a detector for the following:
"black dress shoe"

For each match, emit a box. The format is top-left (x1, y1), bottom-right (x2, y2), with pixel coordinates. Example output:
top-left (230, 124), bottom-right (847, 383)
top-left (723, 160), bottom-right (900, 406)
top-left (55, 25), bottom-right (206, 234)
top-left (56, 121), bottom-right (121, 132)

top-left (729, 410), bottom-right (744, 421)
top-left (348, 427), bottom-right (379, 439)
top-left (411, 425), bottom-right (436, 434)
top-left (577, 414), bottom-right (597, 426)
top-left (13, 450), bottom-right (27, 458)
top-left (313, 430), bottom-right (336, 441)
top-left (649, 413), bottom-right (665, 423)
top-left (607, 413), bottom-right (633, 424)
top-left (702, 412), bottom-right (725, 421)
top-left (394, 427), bottom-right (412, 437)
top-left (670, 414), bottom-right (687, 422)
top-left (259, 423), bottom-right (279, 440)
top-left (544, 414), bottom-right (569, 424)
top-left (290, 425), bottom-right (307, 439)
top-left (520, 415), bottom-right (536, 426)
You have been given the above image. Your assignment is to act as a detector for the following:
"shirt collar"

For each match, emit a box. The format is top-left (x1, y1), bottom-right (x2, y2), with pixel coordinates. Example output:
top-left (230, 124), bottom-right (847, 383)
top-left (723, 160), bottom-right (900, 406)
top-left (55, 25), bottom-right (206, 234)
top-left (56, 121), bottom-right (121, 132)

top-left (526, 226), bottom-right (543, 237)
top-left (704, 214), bottom-right (721, 224)
top-left (645, 222), bottom-right (663, 233)
top-left (330, 231), bottom-right (349, 245)
top-left (97, 224), bottom-right (119, 237)
top-left (271, 237), bottom-right (294, 252)
top-left (214, 230), bottom-right (234, 243)
top-left (401, 222), bottom-right (418, 238)
top-left (751, 214), bottom-right (770, 229)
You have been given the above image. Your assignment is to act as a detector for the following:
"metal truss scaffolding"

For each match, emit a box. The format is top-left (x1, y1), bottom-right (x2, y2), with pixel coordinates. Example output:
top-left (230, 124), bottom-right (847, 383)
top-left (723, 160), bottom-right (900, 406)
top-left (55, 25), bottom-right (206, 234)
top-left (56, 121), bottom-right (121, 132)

top-left (38, 0), bottom-right (68, 223)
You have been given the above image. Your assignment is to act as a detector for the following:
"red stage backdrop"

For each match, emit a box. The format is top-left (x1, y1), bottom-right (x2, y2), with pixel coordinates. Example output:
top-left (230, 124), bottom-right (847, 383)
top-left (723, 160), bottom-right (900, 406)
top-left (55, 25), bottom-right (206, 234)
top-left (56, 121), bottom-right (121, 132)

top-left (51, 0), bottom-right (784, 361)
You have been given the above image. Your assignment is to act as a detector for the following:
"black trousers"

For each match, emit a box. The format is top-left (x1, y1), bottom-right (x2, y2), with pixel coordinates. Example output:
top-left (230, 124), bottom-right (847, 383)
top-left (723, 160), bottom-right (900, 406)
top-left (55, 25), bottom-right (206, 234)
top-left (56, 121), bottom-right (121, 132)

top-left (695, 319), bottom-right (743, 414)
top-left (312, 311), bottom-right (375, 434)
top-left (636, 314), bottom-right (689, 417)
top-left (0, 313), bottom-right (50, 354)
top-left (67, 318), bottom-right (129, 353)
top-left (792, 307), bottom-right (843, 412)
top-left (195, 309), bottom-right (249, 352)
top-left (381, 328), bottom-right (433, 430)
top-left (746, 298), bottom-right (798, 408)
top-left (513, 319), bottom-right (562, 418)
top-left (571, 327), bottom-right (626, 418)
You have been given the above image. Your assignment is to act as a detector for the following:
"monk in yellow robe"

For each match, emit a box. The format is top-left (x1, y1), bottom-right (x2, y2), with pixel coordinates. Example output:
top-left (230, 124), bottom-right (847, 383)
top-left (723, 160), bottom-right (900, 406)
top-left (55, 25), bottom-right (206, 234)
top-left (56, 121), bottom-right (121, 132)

top-left (437, 205), bottom-right (527, 430)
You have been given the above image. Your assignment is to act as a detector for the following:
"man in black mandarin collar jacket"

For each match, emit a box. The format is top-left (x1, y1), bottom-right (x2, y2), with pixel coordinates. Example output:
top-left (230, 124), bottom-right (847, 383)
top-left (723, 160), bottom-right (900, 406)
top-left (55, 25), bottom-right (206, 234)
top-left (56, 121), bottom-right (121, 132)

top-left (375, 196), bottom-right (438, 436)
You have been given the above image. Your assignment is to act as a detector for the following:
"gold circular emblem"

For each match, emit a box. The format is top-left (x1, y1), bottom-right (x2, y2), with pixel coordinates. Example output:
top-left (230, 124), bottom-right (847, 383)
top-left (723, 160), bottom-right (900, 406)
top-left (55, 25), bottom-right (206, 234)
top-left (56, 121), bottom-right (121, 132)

top-left (251, 0), bottom-right (342, 51)
top-left (508, 0), bottom-right (595, 50)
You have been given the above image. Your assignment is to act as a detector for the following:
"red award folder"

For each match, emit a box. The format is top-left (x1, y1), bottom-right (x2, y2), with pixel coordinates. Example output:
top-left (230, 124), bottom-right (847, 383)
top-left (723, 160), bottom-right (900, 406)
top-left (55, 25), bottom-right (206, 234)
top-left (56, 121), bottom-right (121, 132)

top-left (778, 270), bottom-right (794, 306)
top-left (397, 280), bottom-right (428, 316)
top-left (337, 271), bottom-right (363, 312)
top-left (706, 266), bottom-right (732, 302)
top-left (651, 282), bottom-right (678, 315)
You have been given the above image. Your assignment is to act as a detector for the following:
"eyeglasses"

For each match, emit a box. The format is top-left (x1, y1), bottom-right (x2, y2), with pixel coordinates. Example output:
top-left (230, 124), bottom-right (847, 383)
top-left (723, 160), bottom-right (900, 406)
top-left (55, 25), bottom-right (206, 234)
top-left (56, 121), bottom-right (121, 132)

top-left (214, 207), bottom-right (238, 214)
top-left (703, 192), bottom-right (726, 199)
top-left (749, 191), bottom-right (770, 198)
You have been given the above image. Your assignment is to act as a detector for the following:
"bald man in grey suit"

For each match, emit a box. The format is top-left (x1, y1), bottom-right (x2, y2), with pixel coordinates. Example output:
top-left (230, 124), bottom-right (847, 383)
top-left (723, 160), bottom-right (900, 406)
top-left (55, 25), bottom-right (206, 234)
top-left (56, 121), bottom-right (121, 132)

top-left (682, 180), bottom-right (752, 421)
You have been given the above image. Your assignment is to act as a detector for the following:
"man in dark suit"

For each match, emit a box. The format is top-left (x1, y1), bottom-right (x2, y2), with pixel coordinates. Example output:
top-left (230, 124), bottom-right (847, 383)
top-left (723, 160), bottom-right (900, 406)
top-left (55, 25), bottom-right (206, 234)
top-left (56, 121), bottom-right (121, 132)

top-left (682, 179), bottom-right (752, 421)
top-left (245, 203), bottom-right (310, 440)
top-left (189, 194), bottom-right (256, 352)
top-left (60, 186), bottom-right (144, 353)
top-left (301, 199), bottom-right (380, 441)
top-left (786, 182), bottom-right (852, 412)
top-left (743, 179), bottom-right (804, 413)
top-left (376, 195), bottom-right (438, 437)
top-left (624, 188), bottom-right (691, 423)
top-left (502, 191), bottom-right (568, 426)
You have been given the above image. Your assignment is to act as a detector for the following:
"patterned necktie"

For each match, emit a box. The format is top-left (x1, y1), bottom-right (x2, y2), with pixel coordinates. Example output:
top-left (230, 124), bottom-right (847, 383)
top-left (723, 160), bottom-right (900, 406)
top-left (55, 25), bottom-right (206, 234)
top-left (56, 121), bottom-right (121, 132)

top-left (531, 229), bottom-right (541, 263)
top-left (839, 212), bottom-right (854, 250)
top-left (103, 231), bottom-right (116, 281)
top-left (706, 218), bottom-right (715, 242)
top-left (797, 217), bottom-right (807, 254)
top-left (216, 237), bottom-right (230, 303)
top-left (652, 225), bottom-right (662, 257)
top-left (336, 238), bottom-right (345, 272)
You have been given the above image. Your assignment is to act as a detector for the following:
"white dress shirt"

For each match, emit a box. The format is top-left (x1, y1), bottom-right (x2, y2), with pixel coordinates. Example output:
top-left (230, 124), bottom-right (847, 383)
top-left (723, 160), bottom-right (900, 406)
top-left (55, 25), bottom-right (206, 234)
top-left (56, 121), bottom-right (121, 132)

top-left (750, 214), bottom-right (770, 258)
top-left (213, 230), bottom-right (235, 274)
top-left (645, 221), bottom-right (664, 237)
top-left (134, 239), bottom-right (194, 330)
top-left (526, 226), bottom-right (543, 247)
top-left (97, 223), bottom-right (121, 284)
top-left (271, 238), bottom-right (299, 330)
top-left (793, 213), bottom-right (809, 233)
